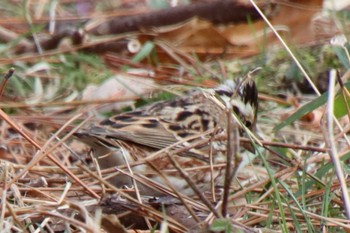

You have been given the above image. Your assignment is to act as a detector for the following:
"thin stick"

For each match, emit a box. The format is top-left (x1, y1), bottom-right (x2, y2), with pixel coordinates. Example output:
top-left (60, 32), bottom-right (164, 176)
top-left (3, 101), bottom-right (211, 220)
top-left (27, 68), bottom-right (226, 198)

top-left (221, 108), bottom-right (240, 217)
top-left (0, 68), bottom-right (15, 98)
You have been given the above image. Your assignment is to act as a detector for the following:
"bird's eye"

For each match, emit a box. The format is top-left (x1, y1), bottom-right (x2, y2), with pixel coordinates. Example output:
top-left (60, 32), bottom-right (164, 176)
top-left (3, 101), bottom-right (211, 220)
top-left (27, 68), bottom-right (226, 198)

top-left (245, 121), bottom-right (252, 128)
top-left (232, 106), bottom-right (240, 115)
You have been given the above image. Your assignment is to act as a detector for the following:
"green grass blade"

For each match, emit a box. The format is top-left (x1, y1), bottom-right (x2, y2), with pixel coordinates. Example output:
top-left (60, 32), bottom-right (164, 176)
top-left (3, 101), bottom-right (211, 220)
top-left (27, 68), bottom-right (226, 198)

top-left (255, 145), bottom-right (289, 232)
top-left (132, 41), bottom-right (155, 63)
top-left (280, 181), bottom-right (315, 233)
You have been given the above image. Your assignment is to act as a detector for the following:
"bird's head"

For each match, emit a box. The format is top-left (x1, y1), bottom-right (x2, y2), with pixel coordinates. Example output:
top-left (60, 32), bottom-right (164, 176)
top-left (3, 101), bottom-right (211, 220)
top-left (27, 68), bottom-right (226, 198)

top-left (214, 79), bottom-right (258, 131)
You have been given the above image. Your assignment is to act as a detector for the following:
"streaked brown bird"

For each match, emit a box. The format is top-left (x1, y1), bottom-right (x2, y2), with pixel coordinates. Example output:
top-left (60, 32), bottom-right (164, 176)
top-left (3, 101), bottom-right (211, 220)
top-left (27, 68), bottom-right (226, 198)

top-left (76, 78), bottom-right (258, 196)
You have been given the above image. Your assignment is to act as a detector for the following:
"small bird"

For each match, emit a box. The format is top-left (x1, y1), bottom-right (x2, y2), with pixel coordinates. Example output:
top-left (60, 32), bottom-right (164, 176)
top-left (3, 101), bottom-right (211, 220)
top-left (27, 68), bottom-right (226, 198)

top-left (76, 78), bottom-right (258, 196)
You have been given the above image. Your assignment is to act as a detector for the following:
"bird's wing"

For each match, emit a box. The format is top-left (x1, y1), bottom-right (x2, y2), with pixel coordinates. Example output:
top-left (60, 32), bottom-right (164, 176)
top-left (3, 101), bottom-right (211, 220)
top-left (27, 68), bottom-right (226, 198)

top-left (87, 114), bottom-right (180, 150)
